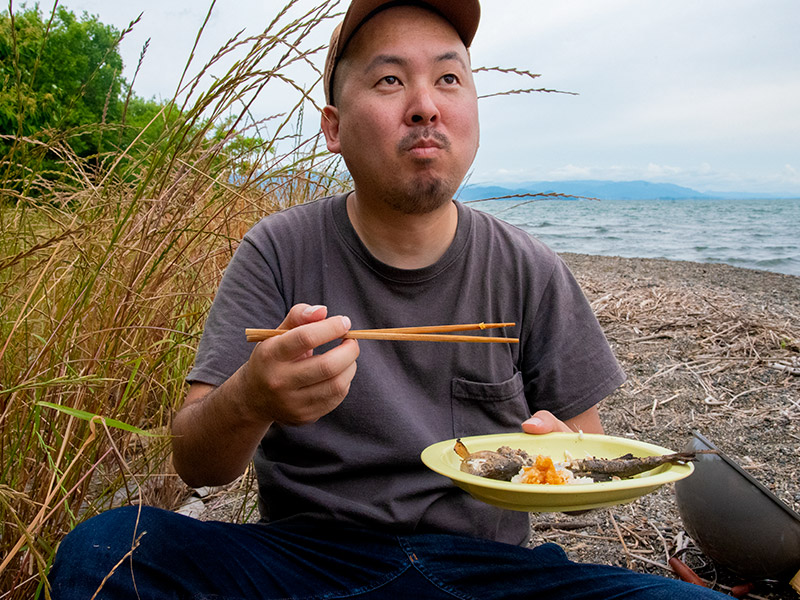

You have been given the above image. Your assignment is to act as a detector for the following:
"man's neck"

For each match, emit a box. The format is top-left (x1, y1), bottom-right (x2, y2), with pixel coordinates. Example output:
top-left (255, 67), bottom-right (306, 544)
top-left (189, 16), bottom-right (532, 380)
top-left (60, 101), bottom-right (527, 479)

top-left (346, 191), bottom-right (458, 270)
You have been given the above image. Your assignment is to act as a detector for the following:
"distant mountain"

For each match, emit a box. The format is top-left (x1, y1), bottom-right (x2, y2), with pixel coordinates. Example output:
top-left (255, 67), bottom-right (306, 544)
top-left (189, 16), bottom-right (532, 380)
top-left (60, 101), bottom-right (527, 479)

top-left (458, 180), bottom-right (787, 201)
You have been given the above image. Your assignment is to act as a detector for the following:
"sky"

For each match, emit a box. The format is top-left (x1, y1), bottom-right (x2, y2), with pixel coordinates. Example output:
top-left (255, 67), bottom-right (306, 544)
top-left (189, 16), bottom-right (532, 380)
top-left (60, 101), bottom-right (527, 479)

top-left (48, 0), bottom-right (800, 196)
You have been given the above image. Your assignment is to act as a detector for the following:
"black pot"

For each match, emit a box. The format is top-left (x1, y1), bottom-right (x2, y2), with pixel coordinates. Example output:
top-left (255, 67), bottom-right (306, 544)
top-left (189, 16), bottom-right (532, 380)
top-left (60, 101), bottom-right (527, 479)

top-left (675, 430), bottom-right (800, 580)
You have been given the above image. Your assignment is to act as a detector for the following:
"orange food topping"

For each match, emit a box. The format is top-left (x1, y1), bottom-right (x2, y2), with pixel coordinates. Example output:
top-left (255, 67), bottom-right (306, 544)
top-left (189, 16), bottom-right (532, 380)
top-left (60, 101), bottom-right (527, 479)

top-left (516, 455), bottom-right (568, 485)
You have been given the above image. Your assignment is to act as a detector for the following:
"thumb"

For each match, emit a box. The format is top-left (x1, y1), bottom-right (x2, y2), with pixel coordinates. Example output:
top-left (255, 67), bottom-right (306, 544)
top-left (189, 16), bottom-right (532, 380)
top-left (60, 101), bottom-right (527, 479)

top-left (522, 410), bottom-right (572, 434)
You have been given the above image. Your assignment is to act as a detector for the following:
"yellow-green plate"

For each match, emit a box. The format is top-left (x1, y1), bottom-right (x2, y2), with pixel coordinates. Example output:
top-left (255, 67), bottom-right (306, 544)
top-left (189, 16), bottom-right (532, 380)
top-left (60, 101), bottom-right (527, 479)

top-left (421, 432), bottom-right (694, 512)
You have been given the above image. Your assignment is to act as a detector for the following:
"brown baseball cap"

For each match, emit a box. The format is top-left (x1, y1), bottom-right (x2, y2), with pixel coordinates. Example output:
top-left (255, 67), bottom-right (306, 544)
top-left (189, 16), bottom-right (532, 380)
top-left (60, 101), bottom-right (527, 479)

top-left (323, 0), bottom-right (481, 105)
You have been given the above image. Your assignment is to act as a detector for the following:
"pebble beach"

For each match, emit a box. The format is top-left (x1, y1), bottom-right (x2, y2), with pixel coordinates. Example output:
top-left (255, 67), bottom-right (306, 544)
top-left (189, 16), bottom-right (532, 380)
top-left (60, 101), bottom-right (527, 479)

top-left (548, 253), bottom-right (800, 599)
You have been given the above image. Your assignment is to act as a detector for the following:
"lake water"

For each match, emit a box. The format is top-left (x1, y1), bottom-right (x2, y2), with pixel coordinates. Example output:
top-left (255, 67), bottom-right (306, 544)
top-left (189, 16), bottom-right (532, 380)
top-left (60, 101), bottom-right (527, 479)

top-left (467, 197), bottom-right (800, 277)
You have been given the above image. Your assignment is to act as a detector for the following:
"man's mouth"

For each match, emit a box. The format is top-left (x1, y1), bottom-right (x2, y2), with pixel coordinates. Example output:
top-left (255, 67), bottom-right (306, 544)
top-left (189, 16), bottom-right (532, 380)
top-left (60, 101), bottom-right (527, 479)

top-left (410, 139), bottom-right (442, 150)
top-left (399, 129), bottom-right (451, 156)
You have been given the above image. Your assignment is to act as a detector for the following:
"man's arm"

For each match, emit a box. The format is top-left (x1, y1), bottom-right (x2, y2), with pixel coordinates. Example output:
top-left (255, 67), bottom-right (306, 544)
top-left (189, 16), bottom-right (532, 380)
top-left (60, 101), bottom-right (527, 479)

top-left (520, 406), bottom-right (604, 435)
top-left (172, 304), bottom-right (360, 488)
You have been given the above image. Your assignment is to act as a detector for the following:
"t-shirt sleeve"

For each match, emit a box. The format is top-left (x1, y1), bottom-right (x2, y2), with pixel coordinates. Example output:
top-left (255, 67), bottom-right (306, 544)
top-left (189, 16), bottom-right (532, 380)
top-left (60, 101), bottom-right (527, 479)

top-left (186, 232), bottom-right (288, 387)
top-left (521, 255), bottom-right (626, 421)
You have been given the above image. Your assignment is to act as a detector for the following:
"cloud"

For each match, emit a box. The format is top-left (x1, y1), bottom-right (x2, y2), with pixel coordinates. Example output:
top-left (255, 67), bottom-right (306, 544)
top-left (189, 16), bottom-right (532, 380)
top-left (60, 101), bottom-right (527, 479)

top-left (62, 0), bottom-right (800, 196)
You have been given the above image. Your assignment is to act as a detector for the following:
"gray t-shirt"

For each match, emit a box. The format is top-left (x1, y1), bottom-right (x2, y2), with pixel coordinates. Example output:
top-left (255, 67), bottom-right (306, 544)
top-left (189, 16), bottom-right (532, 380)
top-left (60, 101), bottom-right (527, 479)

top-left (188, 193), bottom-right (625, 545)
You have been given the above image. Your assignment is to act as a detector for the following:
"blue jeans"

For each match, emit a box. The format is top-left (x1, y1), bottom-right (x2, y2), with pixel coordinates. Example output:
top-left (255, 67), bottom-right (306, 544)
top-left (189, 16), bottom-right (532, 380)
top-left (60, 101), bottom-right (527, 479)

top-left (49, 506), bottom-right (728, 599)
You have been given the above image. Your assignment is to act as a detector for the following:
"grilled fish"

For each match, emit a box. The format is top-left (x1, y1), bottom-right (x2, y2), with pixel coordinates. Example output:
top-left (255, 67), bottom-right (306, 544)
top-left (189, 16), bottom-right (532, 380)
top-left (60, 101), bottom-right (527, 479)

top-left (454, 439), bottom-right (533, 481)
top-left (566, 451), bottom-right (715, 481)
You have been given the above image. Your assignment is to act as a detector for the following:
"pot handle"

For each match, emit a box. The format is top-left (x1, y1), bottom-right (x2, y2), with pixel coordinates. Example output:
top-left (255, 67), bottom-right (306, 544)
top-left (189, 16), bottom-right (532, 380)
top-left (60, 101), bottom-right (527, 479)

top-left (668, 557), bottom-right (706, 587)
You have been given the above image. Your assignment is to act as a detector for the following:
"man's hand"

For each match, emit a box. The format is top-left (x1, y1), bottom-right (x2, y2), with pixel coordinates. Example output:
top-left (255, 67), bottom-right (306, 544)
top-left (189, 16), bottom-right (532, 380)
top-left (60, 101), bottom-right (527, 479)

top-left (172, 303), bottom-right (359, 488)
top-left (238, 304), bottom-right (360, 426)
top-left (521, 406), bottom-right (604, 435)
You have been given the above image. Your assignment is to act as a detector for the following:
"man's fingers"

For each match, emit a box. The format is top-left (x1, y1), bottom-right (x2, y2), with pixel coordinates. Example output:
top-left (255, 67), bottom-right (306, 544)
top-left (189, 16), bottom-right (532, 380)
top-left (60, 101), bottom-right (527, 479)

top-left (294, 359), bottom-right (359, 420)
top-left (284, 338), bottom-right (360, 390)
top-left (256, 342), bottom-right (359, 426)
top-left (267, 315), bottom-right (352, 362)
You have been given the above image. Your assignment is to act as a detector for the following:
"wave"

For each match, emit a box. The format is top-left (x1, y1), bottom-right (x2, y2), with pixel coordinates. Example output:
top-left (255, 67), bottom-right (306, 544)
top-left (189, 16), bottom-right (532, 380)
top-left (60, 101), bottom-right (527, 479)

top-left (753, 257), bottom-right (799, 269)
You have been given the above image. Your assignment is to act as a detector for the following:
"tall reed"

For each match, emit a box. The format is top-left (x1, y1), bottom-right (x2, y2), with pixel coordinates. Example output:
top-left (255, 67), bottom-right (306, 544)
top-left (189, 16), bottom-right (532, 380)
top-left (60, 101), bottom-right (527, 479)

top-left (0, 1), bottom-right (346, 597)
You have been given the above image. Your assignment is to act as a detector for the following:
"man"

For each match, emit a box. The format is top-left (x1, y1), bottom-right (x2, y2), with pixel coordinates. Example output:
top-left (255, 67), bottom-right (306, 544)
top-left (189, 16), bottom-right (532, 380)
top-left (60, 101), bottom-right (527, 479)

top-left (49, 1), bottom-right (728, 597)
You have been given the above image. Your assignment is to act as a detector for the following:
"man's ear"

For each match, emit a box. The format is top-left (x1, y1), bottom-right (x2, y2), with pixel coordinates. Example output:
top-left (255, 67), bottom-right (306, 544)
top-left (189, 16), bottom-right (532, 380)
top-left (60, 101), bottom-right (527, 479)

top-left (320, 105), bottom-right (342, 155)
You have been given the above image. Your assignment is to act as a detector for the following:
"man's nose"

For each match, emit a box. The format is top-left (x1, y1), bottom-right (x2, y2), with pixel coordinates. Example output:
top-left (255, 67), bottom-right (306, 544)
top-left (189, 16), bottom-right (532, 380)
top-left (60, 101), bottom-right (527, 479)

top-left (405, 86), bottom-right (439, 125)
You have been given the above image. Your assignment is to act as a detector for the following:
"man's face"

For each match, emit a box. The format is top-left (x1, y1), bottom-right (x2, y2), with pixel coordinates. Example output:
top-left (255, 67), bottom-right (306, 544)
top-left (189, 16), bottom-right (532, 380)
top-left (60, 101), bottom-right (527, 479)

top-left (321, 5), bottom-right (480, 214)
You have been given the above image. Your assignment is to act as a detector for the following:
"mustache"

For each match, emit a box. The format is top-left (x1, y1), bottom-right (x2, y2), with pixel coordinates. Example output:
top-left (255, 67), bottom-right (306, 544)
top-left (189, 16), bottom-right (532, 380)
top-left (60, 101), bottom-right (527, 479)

top-left (398, 128), bottom-right (451, 152)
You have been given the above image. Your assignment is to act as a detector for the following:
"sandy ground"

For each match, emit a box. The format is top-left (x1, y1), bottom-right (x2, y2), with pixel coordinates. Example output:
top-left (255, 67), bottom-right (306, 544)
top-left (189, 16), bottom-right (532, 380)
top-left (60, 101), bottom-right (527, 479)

top-left (187, 254), bottom-right (800, 599)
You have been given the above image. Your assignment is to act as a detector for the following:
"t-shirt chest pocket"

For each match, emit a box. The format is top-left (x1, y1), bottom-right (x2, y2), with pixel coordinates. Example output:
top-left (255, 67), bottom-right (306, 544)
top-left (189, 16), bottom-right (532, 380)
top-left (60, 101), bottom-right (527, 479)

top-left (450, 371), bottom-right (528, 438)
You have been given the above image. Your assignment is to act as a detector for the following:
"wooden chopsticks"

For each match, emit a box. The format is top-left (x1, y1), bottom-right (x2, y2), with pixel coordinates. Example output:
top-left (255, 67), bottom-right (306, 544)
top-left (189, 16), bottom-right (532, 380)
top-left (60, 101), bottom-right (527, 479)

top-left (245, 322), bottom-right (518, 344)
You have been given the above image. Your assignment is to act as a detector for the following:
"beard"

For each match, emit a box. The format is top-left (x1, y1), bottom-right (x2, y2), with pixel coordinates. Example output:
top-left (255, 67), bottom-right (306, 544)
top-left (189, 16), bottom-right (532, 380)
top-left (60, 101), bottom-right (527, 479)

top-left (382, 128), bottom-right (459, 215)
top-left (382, 175), bottom-right (455, 215)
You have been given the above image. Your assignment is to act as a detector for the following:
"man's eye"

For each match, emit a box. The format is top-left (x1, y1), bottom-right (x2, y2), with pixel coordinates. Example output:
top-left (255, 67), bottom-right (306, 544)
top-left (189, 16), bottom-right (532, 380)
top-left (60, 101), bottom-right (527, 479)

top-left (441, 74), bottom-right (458, 85)
top-left (381, 75), bottom-right (399, 85)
